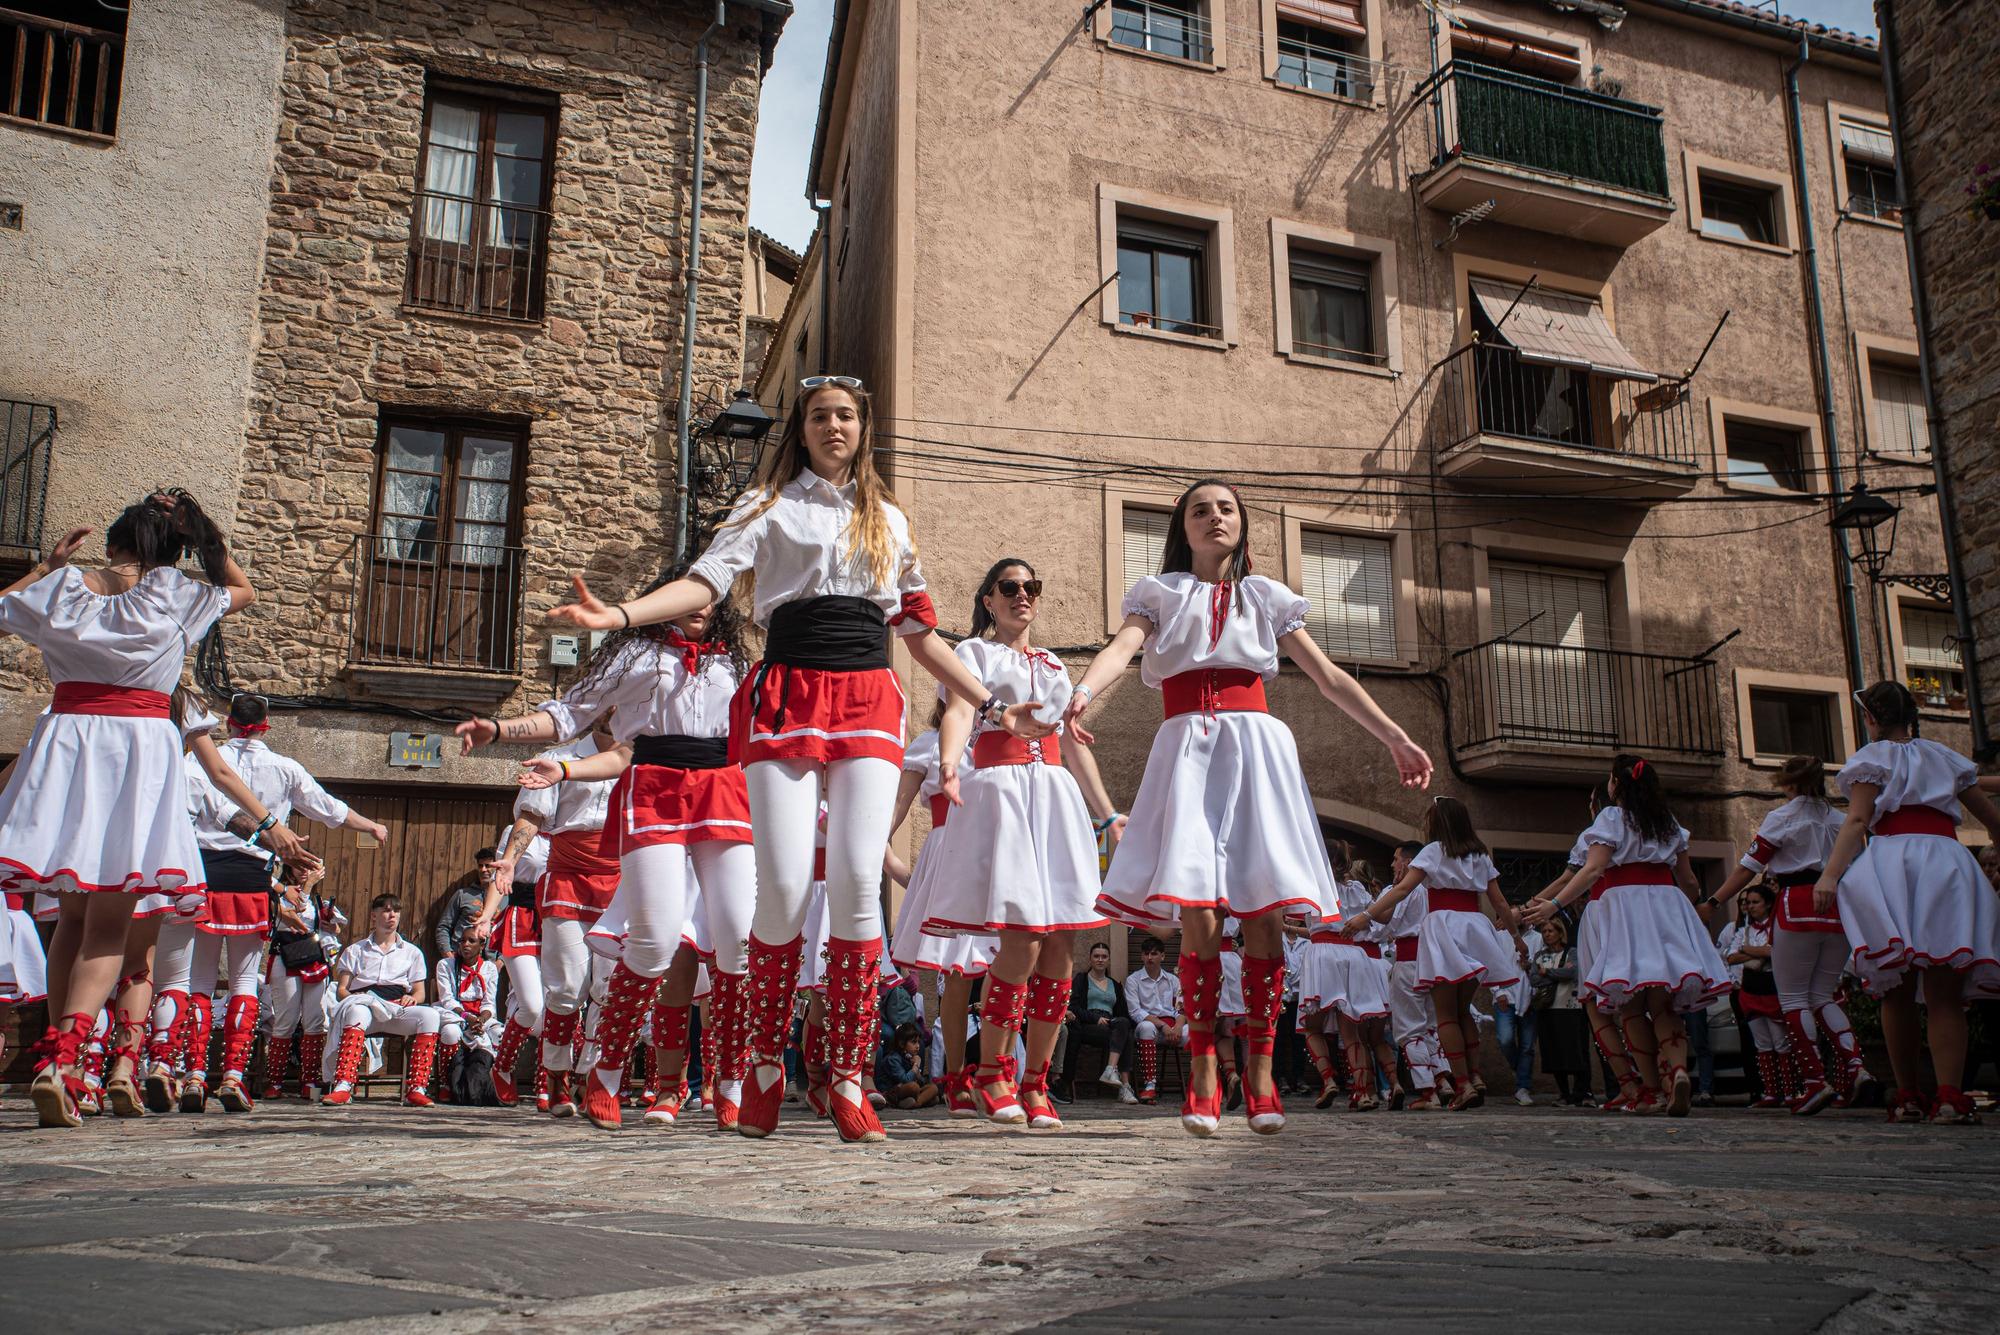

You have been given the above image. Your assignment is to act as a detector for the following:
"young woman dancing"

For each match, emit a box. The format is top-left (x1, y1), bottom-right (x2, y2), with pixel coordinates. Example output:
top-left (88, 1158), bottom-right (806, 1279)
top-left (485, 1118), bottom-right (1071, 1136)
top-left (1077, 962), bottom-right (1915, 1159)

top-left (460, 568), bottom-right (755, 1133)
top-left (1530, 787), bottom-right (1641, 1112)
top-left (1525, 756), bottom-right (1730, 1118)
top-left (549, 378), bottom-right (1050, 1143)
top-left (1345, 798), bottom-right (1519, 1111)
top-left (1818, 680), bottom-right (2000, 1124)
top-left (0, 494), bottom-right (254, 1128)
top-left (1066, 479), bottom-right (1431, 1137)
top-left (1699, 755), bottom-right (1869, 1114)
top-left (920, 558), bottom-right (1121, 1130)
top-left (1727, 884), bottom-right (1797, 1109)
top-left (1299, 841), bottom-right (1395, 1110)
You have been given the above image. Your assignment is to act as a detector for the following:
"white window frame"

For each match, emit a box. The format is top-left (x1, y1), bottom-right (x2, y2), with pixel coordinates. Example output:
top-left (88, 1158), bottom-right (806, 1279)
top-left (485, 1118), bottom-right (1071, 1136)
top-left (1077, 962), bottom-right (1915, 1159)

top-left (1098, 184), bottom-right (1239, 349)
top-left (1280, 506), bottom-right (1415, 668)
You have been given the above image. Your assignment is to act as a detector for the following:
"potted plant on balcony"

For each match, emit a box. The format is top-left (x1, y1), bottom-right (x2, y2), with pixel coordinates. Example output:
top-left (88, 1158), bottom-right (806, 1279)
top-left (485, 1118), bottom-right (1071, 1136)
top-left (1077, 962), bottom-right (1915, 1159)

top-left (1907, 671), bottom-right (1948, 709)
top-left (1969, 162), bottom-right (2000, 222)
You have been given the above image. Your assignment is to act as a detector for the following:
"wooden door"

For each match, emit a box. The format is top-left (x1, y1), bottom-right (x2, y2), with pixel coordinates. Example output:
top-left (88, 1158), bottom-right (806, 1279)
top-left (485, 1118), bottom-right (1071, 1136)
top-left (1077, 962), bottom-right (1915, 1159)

top-left (314, 784), bottom-right (515, 956)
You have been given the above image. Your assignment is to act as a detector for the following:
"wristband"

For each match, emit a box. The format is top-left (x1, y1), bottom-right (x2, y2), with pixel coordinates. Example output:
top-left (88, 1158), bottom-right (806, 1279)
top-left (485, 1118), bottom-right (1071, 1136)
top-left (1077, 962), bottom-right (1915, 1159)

top-left (1094, 812), bottom-right (1124, 834)
top-left (1073, 683), bottom-right (1094, 707)
top-left (978, 694), bottom-right (1002, 725)
top-left (617, 605), bottom-right (632, 629)
top-left (558, 759), bottom-right (571, 782)
top-left (253, 814), bottom-right (278, 836)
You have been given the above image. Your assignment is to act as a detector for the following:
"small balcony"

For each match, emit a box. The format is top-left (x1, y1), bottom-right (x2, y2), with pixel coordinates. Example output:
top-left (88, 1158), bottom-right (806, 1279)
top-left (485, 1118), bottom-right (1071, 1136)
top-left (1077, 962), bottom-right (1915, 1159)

top-left (1431, 333), bottom-right (1701, 500)
top-left (1, 6), bottom-right (124, 140)
top-left (1449, 640), bottom-right (1724, 784)
top-left (344, 530), bottom-right (524, 704)
top-left (404, 191), bottom-right (551, 323)
top-left (0, 398), bottom-right (55, 582)
top-left (1412, 62), bottom-right (1673, 247)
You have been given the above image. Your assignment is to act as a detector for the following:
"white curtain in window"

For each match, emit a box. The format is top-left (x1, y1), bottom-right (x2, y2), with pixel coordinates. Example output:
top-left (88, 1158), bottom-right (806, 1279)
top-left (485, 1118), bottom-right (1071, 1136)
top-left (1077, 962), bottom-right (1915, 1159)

top-left (1871, 361), bottom-right (1927, 454)
top-left (1123, 507), bottom-right (1171, 597)
top-left (453, 435), bottom-right (515, 566)
top-left (1301, 530), bottom-right (1395, 660)
top-left (422, 101), bottom-right (480, 244)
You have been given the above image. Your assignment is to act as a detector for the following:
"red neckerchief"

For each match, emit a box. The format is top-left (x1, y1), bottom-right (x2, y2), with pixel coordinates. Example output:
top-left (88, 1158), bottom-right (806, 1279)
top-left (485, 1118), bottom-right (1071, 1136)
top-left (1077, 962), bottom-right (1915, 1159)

top-left (664, 629), bottom-right (726, 677)
top-left (1207, 581), bottom-right (1232, 650)
top-left (231, 723), bottom-right (271, 735)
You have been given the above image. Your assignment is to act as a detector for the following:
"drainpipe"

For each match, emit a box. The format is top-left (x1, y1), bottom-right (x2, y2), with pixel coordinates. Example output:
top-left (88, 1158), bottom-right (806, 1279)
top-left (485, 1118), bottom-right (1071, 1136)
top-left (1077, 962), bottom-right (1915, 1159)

top-left (1784, 34), bottom-right (1870, 723)
top-left (1877, 2), bottom-right (1992, 759)
top-left (673, 1), bottom-right (729, 562)
top-left (815, 198), bottom-right (832, 375)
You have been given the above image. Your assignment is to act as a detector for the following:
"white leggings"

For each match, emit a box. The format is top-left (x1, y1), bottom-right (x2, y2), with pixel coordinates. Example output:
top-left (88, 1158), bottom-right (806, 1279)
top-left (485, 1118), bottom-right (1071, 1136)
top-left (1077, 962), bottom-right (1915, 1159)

top-left (1771, 926), bottom-right (1847, 1013)
top-left (266, 959), bottom-right (329, 1036)
top-left (503, 954), bottom-right (545, 1033)
top-left (542, 918), bottom-right (593, 1016)
top-left (746, 757), bottom-right (899, 946)
top-left (190, 930), bottom-right (264, 1000)
top-left (1748, 1013), bottom-right (1788, 1053)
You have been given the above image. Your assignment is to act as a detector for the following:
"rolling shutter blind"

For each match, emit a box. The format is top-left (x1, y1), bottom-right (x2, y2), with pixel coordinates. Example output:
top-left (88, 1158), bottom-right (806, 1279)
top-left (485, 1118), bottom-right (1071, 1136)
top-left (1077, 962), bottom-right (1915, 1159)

top-left (1301, 530), bottom-right (1396, 660)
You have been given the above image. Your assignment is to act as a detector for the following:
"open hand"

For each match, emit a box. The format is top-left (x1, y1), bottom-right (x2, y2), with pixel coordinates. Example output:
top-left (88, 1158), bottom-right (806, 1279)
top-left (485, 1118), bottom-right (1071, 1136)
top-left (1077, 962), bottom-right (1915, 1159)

top-left (549, 575), bottom-right (624, 631)
top-left (518, 758), bottom-right (564, 791)
top-left (45, 527), bottom-right (92, 569)
top-left (1062, 693), bottom-right (1096, 745)
top-left (455, 717), bottom-right (497, 755)
top-left (1000, 700), bottom-right (1055, 740)
top-left (1389, 738), bottom-right (1433, 789)
top-left (1521, 899), bottom-right (1556, 928)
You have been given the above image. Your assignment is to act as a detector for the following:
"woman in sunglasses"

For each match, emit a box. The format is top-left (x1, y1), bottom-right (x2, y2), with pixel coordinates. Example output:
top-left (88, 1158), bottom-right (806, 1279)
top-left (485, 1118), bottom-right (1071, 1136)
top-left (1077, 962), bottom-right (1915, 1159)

top-left (1066, 479), bottom-right (1432, 1137)
top-left (917, 559), bottom-right (1122, 1129)
top-left (551, 376), bottom-right (1050, 1143)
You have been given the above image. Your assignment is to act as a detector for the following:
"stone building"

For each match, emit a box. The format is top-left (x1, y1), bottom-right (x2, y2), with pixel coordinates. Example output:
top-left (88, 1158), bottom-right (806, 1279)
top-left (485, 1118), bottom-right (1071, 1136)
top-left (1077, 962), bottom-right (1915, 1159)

top-left (1879, 0), bottom-right (1999, 762)
top-left (2, 0), bottom-right (790, 939)
top-left (742, 225), bottom-right (803, 385)
top-left (787, 0), bottom-right (1985, 954)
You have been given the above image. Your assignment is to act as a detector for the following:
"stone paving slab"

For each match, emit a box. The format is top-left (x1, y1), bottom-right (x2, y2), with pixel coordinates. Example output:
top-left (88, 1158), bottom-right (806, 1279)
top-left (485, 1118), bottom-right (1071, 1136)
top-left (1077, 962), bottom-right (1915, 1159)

top-left (0, 1204), bottom-right (288, 1251)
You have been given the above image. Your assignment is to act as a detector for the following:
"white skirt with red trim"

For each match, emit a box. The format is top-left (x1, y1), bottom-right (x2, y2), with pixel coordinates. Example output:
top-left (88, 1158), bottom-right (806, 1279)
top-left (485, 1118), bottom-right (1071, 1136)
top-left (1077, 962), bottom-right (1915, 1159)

top-left (891, 828), bottom-right (996, 977)
top-left (919, 762), bottom-right (1106, 937)
top-left (1298, 940), bottom-right (1392, 1021)
top-left (0, 712), bottom-right (207, 905)
top-left (1414, 911), bottom-right (1521, 994)
top-left (1, 899), bottom-right (48, 1004)
top-left (1838, 832), bottom-right (2000, 999)
top-left (606, 764), bottom-right (752, 853)
top-left (728, 664), bottom-right (907, 769)
top-left (1098, 711), bottom-right (1335, 928)
top-left (1578, 885), bottom-right (1729, 1012)
top-left (538, 829), bottom-right (620, 923)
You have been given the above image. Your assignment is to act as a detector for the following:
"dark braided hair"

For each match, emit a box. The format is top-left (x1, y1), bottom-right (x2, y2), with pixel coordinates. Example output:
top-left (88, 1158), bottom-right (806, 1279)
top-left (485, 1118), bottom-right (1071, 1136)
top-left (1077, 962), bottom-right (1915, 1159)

top-left (559, 560), bottom-right (750, 734)
top-left (1610, 753), bottom-right (1678, 844)
top-left (105, 488), bottom-right (229, 584)
top-left (1856, 679), bottom-right (1921, 738)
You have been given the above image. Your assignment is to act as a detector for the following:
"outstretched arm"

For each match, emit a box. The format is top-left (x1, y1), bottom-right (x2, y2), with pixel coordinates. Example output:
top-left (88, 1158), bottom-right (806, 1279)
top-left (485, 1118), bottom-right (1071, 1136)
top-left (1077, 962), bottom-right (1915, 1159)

top-left (549, 573), bottom-right (718, 632)
top-left (1062, 618), bottom-right (1151, 743)
top-left (1279, 629), bottom-right (1431, 789)
top-left (1525, 845), bottom-right (1612, 924)
top-left (905, 630), bottom-right (1051, 739)
top-left (517, 745), bottom-right (633, 789)
top-left (455, 705), bottom-right (564, 755)
top-left (1344, 866), bottom-right (1424, 934)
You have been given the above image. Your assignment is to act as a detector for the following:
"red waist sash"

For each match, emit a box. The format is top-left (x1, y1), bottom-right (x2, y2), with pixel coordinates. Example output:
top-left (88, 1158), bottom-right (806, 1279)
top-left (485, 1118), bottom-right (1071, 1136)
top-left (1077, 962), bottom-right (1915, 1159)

top-left (1589, 862), bottom-right (1677, 901)
top-left (928, 795), bottom-right (950, 828)
top-left (1161, 669), bottom-right (1268, 720)
top-left (1428, 887), bottom-right (1480, 913)
top-left (1309, 930), bottom-right (1341, 945)
top-left (1354, 940), bottom-right (1382, 959)
top-left (972, 731), bottom-right (1063, 768)
top-left (1875, 805), bottom-right (1956, 838)
top-left (547, 827), bottom-right (620, 879)
top-left (52, 682), bottom-right (171, 718)
top-left (1394, 938), bottom-right (1418, 962)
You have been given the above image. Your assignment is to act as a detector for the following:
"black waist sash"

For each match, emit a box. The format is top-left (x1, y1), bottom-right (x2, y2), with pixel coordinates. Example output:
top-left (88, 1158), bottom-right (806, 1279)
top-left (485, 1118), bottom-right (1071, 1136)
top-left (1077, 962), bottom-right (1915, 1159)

top-left (507, 883), bottom-right (536, 908)
top-left (360, 982), bottom-right (411, 1003)
top-left (764, 595), bottom-right (891, 670)
top-left (633, 733), bottom-right (731, 770)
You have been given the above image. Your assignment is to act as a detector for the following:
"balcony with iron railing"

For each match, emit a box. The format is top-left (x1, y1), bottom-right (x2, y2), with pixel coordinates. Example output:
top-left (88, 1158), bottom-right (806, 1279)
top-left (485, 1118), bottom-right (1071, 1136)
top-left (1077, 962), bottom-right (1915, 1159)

top-left (1449, 638), bottom-right (1725, 783)
top-left (343, 530), bottom-right (525, 703)
top-left (0, 398), bottom-right (55, 581)
top-left (404, 191), bottom-right (551, 323)
top-left (1411, 61), bottom-right (1673, 247)
top-left (1429, 340), bottom-right (1701, 499)
top-left (1, 6), bottom-right (123, 140)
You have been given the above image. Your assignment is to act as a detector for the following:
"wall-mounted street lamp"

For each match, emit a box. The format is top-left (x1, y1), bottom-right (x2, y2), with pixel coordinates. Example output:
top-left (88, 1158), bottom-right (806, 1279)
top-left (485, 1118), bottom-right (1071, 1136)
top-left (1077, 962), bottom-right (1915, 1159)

top-left (1829, 483), bottom-right (1900, 583)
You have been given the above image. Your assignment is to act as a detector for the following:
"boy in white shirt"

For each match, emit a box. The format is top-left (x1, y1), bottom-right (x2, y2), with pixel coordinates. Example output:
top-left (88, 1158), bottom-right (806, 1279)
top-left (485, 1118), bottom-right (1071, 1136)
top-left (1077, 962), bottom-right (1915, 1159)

top-left (320, 895), bottom-right (443, 1108)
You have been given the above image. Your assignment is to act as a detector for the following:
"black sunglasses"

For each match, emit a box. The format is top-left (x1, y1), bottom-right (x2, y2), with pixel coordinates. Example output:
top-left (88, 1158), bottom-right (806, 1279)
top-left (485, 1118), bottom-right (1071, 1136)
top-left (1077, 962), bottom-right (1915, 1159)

top-left (993, 578), bottom-right (1043, 599)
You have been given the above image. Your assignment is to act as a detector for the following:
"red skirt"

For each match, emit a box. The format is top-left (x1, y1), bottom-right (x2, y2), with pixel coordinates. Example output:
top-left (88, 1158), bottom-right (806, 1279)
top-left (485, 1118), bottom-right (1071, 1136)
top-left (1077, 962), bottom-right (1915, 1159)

top-left (1774, 876), bottom-right (1841, 935)
top-left (601, 763), bottom-right (753, 852)
top-left (539, 828), bottom-right (620, 922)
top-left (728, 663), bottom-right (906, 768)
top-left (197, 891), bottom-right (270, 937)
top-left (495, 901), bottom-right (540, 957)
top-left (1739, 987), bottom-right (1781, 1018)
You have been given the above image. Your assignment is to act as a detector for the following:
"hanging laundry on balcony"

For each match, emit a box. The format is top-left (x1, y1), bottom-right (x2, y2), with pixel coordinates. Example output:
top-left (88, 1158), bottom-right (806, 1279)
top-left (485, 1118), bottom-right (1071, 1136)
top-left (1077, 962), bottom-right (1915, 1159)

top-left (1469, 279), bottom-right (1655, 382)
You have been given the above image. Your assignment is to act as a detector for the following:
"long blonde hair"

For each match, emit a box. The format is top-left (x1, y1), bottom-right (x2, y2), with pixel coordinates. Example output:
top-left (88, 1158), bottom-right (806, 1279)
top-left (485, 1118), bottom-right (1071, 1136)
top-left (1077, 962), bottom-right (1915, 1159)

top-left (730, 381), bottom-right (901, 588)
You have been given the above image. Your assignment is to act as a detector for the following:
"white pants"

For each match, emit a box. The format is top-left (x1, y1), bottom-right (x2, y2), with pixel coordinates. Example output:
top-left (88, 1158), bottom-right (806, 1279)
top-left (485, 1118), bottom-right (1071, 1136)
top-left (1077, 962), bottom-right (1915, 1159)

top-left (324, 996), bottom-right (442, 1082)
top-left (503, 953), bottom-right (545, 1034)
top-left (1771, 927), bottom-right (1847, 1014)
top-left (1748, 1013), bottom-right (1787, 1053)
top-left (265, 959), bottom-right (329, 1036)
top-left (441, 1015), bottom-right (500, 1052)
top-left (746, 757), bottom-right (899, 946)
top-left (1387, 957), bottom-right (1444, 1091)
top-left (1133, 1018), bottom-right (1187, 1045)
top-left (156, 919), bottom-right (259, 1000)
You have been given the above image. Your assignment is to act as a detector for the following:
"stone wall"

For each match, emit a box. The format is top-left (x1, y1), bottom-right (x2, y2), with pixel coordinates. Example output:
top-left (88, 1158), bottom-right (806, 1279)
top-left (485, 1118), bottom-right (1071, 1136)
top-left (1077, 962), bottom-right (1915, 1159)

top-left (222, 0), bottom-right (768, 781)
top-left (1885, 0), bottom-right (2000, 759)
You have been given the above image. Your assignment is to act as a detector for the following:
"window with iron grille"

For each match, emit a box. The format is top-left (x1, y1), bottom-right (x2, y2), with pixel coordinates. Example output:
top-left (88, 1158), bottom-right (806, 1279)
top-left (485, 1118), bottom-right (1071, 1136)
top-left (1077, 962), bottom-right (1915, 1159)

top-left (1116, 215), bottom-right (1215, 338)
top-left (1697, 173), bottom-right (1780, 246)
top-left (0, 2), bottom-right (124, 140)
top-left (1900, 602), bottom-right (1964, 708)
top-left (1289, 248), bottom-right (1377, 364)
top-left (1748, 687), bottom-right (1836, 763)
top-left (406, 82), bottom-right (555, 322)
top-left (1110, 0), bottom-right (1212, 64)
top-left (1721, 418), bottom-right (1809, 493)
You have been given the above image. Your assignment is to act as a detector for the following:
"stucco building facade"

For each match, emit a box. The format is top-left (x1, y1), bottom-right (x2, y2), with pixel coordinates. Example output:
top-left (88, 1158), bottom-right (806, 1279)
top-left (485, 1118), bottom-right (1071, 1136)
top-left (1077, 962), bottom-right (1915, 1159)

top-left (787, 0), bottom-right (1984, 945)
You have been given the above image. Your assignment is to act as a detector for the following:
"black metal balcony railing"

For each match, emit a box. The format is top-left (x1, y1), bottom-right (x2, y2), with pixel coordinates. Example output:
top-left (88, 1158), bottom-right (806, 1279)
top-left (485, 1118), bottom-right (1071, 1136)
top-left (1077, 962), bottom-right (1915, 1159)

top-left (0, 6), bottom-right (122, 138)
top-left (1451, 640), bottom-right (1724, 760)
top-left (1433, 340), bottom-right (1701, 467)
top-left (405, 191), bottom-right (551, 322)
top-left (1, 398), bottom-right (55, 553)
top-left (1414, 61), bottom-right (1670, 200)
top-left (347, 531), bottom-right (524, 673)
top-left (1121, 309), bottom-right (1223, 340)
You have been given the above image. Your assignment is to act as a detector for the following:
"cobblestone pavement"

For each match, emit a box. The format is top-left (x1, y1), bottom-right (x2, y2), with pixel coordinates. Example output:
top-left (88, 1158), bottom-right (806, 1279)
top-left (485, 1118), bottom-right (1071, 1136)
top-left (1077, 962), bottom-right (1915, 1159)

top-left (3, 1095), bottom-right (1996, 1333)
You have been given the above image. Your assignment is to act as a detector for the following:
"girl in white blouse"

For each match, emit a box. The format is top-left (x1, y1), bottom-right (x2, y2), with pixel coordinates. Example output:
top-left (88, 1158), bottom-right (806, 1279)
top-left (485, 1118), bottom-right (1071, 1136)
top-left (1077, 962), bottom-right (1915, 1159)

top-left (1066, 479), bottom-right (1431, 1137)
top-left (1817, 680), bottom-right (2000, 1124)
top-left (550, 379), bottom-right (1049, 1143)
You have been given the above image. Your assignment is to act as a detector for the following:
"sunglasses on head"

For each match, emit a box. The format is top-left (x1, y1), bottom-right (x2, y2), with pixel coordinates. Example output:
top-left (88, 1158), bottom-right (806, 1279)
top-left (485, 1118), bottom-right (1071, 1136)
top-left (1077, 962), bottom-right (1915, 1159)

top-left (800, 375), bottom-right (864, 390)
top-left (994, 578), bottom-right (1042, 600)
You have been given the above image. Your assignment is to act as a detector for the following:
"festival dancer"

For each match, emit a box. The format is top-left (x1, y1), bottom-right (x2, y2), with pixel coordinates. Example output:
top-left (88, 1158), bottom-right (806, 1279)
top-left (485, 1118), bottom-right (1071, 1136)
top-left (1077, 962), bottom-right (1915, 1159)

top-left (262, 861), bottom-right (345, 1100)
top-left (919, 559), bottom-right (1121, 1131)
top-left (1699, 755), bottom-right (1871, 1114)
top-left (319, 895), bottom-right (442, 1107)
top-left (1726, 884), bottom-right (1797, 1109)
top-left (0, 494), bottom-right (255, 1128)
top-left (1817, 680), bottom-right (2000, 1124)
top-left (884, 722), bottom-right (990, 1117)
top-left (1299, 842), bottom-right (1395, 1110)
top-left (1345, 798), bottom-right (1519, 1111)
top-left (1525, 756), bottom-right (1731, 1118)
top-left (1067, 479), bottom-right (1432, 1137)
top-left (469, 718), bottom-right (622, 1117)
top-left (1530, 787), bottom-right (1642, 1113)
top-left (1380, 840), bottom-right (1446, 1110)
top-left (549, 377), bottom-right (1050, 1143)
top-left (466, 566), bottom-right (759, 1134)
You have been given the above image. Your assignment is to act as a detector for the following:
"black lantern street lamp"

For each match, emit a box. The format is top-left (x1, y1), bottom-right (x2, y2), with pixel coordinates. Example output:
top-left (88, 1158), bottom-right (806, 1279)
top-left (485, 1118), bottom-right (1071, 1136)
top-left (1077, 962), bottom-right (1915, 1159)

top-left (1829, 483), bottom-right (1900, 582)
top-left (704, 388), bottom-right (775, 443)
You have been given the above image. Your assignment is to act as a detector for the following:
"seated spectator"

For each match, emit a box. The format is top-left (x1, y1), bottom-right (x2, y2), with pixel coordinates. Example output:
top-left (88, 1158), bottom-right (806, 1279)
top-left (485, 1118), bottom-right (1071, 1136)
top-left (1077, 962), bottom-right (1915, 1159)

top-left (320, 895), bottom-right (443, 1108)
top-left (434, 929), bottom-right (501, 1105)
top-left (435, 848), bottom-right (500, 960)
top-left (1064, 941), bottom-right (1135, 1103)
top-left (1124, 937), bottom-right (1184, 1105)
top-left (875, 1021), bottom-right (939, 1109)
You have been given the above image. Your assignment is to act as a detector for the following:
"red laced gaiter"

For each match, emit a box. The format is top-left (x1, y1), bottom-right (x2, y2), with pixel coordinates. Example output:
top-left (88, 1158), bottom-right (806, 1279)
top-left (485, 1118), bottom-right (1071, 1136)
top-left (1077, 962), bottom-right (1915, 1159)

top-left (736, 935), bottom-right (804, 1137)
top-left (1178, 953), bottom-right (1222, 1059)
top-left (823, 936), bottom-right (887, 1143)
